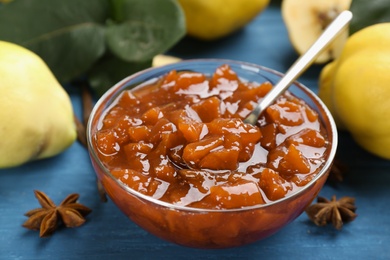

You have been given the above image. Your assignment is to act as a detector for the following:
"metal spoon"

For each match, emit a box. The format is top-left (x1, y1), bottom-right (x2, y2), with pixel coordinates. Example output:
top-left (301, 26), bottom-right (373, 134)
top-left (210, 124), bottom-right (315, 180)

top-left (244, 10), bottom-right (353, 125)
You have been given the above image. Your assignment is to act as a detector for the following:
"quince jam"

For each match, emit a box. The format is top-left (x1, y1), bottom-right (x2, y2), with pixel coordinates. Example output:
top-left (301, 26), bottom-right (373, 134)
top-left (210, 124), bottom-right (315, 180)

top-left (94, 64), bottom-right (329, 209)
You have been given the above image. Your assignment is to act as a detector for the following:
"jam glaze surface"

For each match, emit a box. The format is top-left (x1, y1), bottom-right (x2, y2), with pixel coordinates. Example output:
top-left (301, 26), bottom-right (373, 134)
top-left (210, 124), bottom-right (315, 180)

top-left (94, 65), bottom-right (329, 209)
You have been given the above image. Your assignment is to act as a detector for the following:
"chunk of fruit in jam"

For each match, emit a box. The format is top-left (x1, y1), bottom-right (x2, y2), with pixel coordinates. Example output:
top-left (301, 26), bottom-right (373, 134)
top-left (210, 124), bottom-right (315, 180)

top-left (182, 118), bottom-right (261, 171)
top-left (190, 96), bottom-right (221, 123)
top-left (259, 168), bottom-right (292, 201)
top-left (210, 64), bottom-right (239, 89)
top-left (177, 115), bottom-right (207, 143)
top-left (266, 100), bottom-right (304, 127)
top-left (267, 144), bottom-right (311, 176)
top-left (204, 180), bottom-right (265, 209)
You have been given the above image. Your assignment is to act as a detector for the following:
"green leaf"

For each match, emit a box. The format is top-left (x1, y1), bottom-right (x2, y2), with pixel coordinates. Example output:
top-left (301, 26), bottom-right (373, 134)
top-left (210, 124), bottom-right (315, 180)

top-left (25, 25), bottom-right (106, 83)
top-left (88, 52), bottom-right (152, 96)
top-left (106, 0), bottom-right (186, 62)
top-left (350, 0), bottom-right (390, 34)
top-left (0, 0), bottom-right (109, 82)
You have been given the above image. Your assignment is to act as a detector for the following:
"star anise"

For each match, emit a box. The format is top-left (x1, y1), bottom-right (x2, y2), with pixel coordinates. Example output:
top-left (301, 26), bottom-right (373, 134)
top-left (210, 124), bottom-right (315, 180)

top-left (22, 190), bottom-right (92, 237)
top-left (305, 195), bottom-right (357, 230)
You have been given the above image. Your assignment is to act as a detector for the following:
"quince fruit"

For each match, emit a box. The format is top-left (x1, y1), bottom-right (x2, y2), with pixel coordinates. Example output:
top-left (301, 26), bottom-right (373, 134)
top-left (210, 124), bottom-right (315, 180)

top-left (177, 0), bottom-right (270, 40)
top-left (319, 23), bottom-right (390, 159)
top-left (152, 54), bottom-right (181, 67)
top-left (282, 0), bottom-right (351, 63)
top-left (0, 41), bottom-right (77, 168)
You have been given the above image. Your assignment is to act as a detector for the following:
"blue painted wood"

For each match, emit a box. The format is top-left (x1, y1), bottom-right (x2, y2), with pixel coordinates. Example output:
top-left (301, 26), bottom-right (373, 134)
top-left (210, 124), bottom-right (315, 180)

top-left (1, 3), bottom-right (390, 259)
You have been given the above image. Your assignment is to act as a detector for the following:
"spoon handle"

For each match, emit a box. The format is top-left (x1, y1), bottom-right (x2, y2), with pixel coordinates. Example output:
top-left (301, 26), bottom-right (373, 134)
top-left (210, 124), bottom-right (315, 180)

top-left (244, 10), bottom-right (353, 125)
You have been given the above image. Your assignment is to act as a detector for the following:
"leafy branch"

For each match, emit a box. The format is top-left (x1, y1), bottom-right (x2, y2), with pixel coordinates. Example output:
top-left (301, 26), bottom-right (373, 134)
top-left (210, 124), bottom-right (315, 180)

top-left (0, 0), bottom-right (186, 95)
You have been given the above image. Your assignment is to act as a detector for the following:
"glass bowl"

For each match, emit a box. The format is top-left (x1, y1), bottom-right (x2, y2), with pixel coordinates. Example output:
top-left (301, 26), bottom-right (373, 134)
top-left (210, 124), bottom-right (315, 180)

top-left (87, 59), bottom-right (338, 249)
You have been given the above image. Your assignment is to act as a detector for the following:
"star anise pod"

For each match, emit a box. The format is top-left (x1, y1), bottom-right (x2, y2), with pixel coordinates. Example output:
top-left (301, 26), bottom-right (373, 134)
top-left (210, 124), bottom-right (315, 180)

top-left (22, 190), bottom-right (92, 237)
top-left (305, 195), bottom-right (357, 230)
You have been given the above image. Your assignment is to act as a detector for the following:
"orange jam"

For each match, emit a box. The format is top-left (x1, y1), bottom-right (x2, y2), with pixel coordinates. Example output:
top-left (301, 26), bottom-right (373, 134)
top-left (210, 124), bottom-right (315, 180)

top-left (94, 64), bottom-right (329, 209)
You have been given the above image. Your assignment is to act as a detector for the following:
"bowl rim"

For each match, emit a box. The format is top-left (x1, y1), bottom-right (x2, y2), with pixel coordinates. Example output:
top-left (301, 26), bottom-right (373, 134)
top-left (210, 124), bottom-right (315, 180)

top-left (86, 58), bottom-right (338, 213)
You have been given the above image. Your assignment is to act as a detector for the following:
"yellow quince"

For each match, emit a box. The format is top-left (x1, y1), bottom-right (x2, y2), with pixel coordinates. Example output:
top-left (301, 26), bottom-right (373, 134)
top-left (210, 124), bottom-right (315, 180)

top-left (0, 41), bottom-right (77, 168)
top-left (319, 23), bottom-right (390, 159)
top-left (282, 0), bottom-right (352, 64)
top-left (178, 0), bottom-right (270, 40)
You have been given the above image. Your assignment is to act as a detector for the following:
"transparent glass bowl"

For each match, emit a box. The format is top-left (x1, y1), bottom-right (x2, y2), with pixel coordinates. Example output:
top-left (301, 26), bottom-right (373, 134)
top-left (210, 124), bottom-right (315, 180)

top-left (87, 59), bottom-right (338, 249)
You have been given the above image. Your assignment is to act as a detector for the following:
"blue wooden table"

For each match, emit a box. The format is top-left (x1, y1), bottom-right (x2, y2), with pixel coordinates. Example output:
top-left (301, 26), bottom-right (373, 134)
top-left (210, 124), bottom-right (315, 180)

top-left (1, 3), bottom-right (390, 259)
